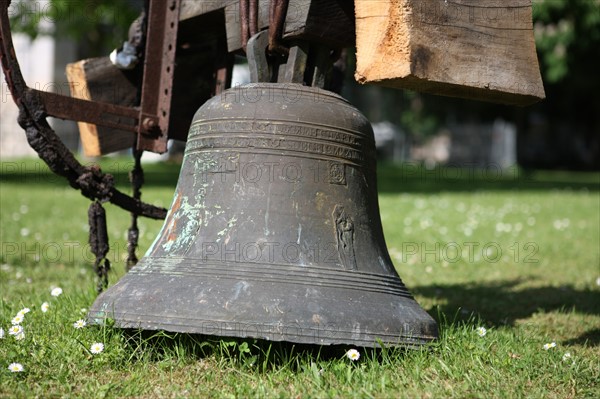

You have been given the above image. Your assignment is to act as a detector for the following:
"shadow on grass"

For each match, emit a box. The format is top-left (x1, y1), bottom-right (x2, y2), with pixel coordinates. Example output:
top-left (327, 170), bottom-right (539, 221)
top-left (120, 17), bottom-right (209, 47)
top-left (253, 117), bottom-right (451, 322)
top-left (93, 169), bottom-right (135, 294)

top-left (2, 160), bottom-right (599, 193)
top-left (414, 279), bottom-right (600, 345)
top-left (119, 329), bottom-right (407, 369)
top-left (376, 163), bottom-right (600, 193)
top-left (563, 328), bottom-right (600, 347)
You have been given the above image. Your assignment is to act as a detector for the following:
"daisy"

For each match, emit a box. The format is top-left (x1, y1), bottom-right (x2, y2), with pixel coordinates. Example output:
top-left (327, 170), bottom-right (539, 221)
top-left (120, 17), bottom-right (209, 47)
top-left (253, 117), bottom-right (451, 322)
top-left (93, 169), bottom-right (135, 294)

top-left (0, 327), bottom-right (4, 339)
top-left (562, 352), bottom-right (572, 361)
top-left (90, 342), bottom-right (104, 354)
top-left (41, 302), bottom-right (50, 313)
top-left (543, 342), bottom-right (557, 350)
top-left (8, 325), bottom-right (23, 336)
top-left (51, 287), bottom-right (63, 297)
top-left (346, 349), bottom-right (360, 361)
top-left (476, 327), bottom-right (487, 337)
top-left (17, 308), bottom-right (31, 316)
top-left (8, 363), bottom-right (24, 372)
top-left (73, 319), bottom-right (87, 329)
top-left (11, 314), bottom-right (24, 325)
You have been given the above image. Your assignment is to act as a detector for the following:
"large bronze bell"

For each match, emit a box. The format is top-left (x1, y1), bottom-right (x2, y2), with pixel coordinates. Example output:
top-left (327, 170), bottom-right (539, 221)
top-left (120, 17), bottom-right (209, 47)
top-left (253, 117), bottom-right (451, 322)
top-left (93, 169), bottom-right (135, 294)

top-left (89, 83), bottom-right (437, 347)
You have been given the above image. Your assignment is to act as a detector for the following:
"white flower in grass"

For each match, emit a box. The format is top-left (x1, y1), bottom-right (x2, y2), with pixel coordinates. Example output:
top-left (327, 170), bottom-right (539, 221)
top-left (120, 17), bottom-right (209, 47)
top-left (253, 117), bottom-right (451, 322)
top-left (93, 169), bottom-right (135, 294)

top-left (346, 349), bottom-right (360, 361)
top-left (8, 325), bottom-right (23, 336)
top-left (11, 314), bottom-right (24, 325)
top-left (562, 352), bottom-right (572, 361)
top-left (41, 302), bottom-right (50, 313)
top-left (17, 308), bottom-right (31, 316)
top-left (73, 319), bottom-right (87, 329)
top-left (14, 332), bottom-right (25, 341)
top-left (90, 342), bottom-right (104, 354)
top-left (543, 342), bottom-right (557, 350)
top-left (80, 308), bottom-right (87, 314)
top-left (476, 327), bottom-right (487, 337)
top-left (0, 327), bottom-right (4, 339)
top-left (51, 287), bottom-right (63, 297)
top-left (8, 363), bottom-right (24, 372)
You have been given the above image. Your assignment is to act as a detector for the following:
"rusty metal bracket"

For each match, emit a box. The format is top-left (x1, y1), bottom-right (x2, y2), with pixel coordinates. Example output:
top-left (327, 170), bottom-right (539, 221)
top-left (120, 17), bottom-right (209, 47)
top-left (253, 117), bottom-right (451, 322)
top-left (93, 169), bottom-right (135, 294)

top-left (36, 90), bottom-right (139, 132)
top-left (1, 0), bottom-right (181, 154)
top-left (0, 0), bottom-right (167, 220)
top-left (268, 0), bottom-right (290, 57)
top-left (136, 0), bottom-right (181, 153)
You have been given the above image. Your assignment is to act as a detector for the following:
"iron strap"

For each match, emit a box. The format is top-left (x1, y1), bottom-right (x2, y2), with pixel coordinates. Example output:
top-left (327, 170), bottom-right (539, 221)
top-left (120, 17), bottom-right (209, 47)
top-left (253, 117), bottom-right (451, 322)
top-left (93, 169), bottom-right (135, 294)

top-left (0, 0), bottom-right (167, 220)
top-left (136, 0), bottom-right (181, 153)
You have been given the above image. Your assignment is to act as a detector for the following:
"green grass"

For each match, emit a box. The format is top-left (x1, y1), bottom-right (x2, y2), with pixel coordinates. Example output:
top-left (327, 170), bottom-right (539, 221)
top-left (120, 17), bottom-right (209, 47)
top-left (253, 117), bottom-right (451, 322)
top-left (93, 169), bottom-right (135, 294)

top-left (1, 159), bottom-right (599, 398)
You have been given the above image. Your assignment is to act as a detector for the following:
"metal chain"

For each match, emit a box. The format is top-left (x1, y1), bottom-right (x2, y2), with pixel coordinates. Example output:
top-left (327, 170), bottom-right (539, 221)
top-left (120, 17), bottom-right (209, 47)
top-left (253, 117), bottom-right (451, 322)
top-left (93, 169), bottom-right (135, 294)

top-left (1, 2), bottom-right (167, 293)
top-left (126, 149), bottom-right (145, 270)
top-left (88, 201), bottom-right (111, 293)
top-left (0, 11), bottom-right (167, 218)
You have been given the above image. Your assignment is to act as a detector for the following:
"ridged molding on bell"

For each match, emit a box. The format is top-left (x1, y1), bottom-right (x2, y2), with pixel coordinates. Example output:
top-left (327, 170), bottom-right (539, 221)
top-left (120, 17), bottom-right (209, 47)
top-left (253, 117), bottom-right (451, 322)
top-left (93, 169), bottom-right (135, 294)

top-left (88, 83), bottom-right (438, 347)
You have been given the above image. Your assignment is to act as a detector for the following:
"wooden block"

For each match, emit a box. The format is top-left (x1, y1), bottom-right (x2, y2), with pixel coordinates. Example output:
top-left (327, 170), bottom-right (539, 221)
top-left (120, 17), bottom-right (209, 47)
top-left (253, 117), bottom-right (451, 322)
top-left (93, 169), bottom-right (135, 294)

top-left (66, 58), bottom-right (138, 156)
top-left (354, 0), bottom-right (545, 105)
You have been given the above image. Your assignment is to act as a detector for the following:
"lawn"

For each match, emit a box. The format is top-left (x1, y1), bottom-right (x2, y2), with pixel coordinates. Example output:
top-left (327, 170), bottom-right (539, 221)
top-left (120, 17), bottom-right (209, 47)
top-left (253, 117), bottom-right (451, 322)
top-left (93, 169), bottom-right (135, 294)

top-left (1, 159), bottom-right (599, 398)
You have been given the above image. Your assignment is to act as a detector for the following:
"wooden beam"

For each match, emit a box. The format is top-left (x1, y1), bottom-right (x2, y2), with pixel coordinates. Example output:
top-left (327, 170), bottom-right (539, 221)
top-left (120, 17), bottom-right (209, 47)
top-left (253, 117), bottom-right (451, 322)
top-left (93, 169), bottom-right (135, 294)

top-left (66, 58), bottom-right (137, 156)
top-left (354, 0), bottom-right (545, 105)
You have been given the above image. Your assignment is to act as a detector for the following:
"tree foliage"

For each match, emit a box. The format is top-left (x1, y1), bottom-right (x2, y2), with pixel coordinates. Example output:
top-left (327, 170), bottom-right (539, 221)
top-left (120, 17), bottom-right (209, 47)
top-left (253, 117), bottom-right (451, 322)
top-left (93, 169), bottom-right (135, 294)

top-left (533, 0), bottom-right (600, 84)
top-left (8, 0), bottom-right (140, 54)
top-left (530, 0), bottom-right (600, 129)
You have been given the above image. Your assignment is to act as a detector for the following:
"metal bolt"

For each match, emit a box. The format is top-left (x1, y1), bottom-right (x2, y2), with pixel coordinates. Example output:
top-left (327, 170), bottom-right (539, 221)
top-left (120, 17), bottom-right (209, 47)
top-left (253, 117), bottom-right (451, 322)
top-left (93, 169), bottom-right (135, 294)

top-left (142, 117), bottom-right (156, 132)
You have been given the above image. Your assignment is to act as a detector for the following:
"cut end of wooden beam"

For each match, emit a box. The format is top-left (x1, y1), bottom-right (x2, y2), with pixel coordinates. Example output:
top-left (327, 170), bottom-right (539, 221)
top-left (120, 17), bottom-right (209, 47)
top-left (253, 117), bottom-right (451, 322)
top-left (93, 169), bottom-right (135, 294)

top-left (354, 0), bottom-right (546, 106)
top-left (66, 61), bottom-right (101, 157)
